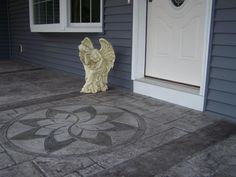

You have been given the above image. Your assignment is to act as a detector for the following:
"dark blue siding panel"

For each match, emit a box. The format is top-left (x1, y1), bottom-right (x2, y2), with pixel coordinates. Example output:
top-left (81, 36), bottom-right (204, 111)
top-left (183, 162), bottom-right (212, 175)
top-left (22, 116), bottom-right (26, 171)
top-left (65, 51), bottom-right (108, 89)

top-left (213, 34), bottom-right (236, 46)
top-left (8, 0), bottom-right (133, 89)
top-left (207, 101), bottom-right (236, 118)
top-left (211, 57), bottom-right (236, 70)
top-left (216, 0), bottom-right (236, 8)
top-left (205, 0), bottom-right (236, 120)
top-left (208, 90), bottom-right (236, 106)
top-left (0, 0), bottom-right (9, 59)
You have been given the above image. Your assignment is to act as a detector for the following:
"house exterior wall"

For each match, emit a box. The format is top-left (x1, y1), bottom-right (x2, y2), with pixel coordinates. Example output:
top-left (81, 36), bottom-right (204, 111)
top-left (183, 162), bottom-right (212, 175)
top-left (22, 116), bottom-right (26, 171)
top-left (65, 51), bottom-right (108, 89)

top-left (205, 0), bottom-right (236, 120)
top-left (0, 0), bottom-right (9, 59)
top-left (8, 0), bottom-right (133, 89)
top-left (7, 0), bottom-right (236, 120)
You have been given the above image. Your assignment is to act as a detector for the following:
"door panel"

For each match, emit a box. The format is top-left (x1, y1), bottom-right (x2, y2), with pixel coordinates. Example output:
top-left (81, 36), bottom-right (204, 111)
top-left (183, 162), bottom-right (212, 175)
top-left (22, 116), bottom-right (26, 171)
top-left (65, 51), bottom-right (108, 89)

top-left (145, 0), bottom-right (208, 86)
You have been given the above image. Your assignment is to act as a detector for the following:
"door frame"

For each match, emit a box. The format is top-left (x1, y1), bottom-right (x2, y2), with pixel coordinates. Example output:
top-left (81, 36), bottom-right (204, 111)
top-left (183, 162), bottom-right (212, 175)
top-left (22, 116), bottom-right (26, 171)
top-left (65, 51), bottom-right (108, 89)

top-left (131, 0), bottom-right (213, 111)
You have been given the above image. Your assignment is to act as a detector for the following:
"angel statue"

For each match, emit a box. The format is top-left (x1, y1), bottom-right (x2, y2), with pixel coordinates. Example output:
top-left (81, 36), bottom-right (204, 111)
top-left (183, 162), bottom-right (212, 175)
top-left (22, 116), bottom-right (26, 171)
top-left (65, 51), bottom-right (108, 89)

top-left (78, 37), bottom-right (116, 93)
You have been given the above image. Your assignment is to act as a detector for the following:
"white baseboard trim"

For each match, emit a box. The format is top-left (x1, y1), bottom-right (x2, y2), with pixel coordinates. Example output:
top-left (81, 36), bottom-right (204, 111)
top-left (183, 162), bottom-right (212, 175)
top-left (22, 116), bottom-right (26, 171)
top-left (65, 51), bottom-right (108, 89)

top-left (133, 80), bottom-right (204, 111)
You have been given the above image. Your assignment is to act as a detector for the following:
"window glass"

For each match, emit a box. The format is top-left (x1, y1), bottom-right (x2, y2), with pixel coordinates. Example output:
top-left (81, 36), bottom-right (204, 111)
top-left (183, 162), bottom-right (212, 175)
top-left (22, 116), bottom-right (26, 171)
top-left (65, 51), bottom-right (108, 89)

top-left (71, 0), bottom-right (81, 23)
top-left (33, 0), bottom-right (59, 24)
top-left (71, 0), bottom-right (100, 23)
top-left (53, 0), bottom-right (60, 23)
top-left (92, 0), bottom-right (100, 22)
top-left (82, 0), bottom-right (90, 22)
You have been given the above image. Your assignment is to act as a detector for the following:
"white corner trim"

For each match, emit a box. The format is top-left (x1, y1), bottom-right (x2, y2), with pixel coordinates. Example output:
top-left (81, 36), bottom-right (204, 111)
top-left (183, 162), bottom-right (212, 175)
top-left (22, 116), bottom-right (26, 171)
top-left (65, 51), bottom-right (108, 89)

top-left (134, 80), bottom-right (204, 111)
top-left (200, 0), bottom-right (213, 96)
top-left (131, 0), bottom-right (147, 80)
top-left (131, 0), bottom-right (213, 111)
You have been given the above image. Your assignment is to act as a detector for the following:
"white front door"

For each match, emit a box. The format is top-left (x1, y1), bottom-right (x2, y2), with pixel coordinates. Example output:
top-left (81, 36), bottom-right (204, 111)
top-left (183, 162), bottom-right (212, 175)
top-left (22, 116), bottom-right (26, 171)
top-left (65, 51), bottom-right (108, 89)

top-left (145, 0), bottom-right (208, 86)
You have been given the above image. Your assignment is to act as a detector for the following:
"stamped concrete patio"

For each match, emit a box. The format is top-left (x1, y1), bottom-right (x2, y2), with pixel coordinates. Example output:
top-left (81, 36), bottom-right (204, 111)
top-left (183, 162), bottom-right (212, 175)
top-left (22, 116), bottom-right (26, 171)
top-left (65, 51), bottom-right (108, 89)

top-left (0, 60), bottom-right (236, 177)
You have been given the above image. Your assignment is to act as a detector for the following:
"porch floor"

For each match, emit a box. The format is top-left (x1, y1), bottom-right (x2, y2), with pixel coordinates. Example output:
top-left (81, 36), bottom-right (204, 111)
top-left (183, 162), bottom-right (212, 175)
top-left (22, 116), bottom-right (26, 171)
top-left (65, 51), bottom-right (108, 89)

top-left (0, 60), bottom-right (235, 177)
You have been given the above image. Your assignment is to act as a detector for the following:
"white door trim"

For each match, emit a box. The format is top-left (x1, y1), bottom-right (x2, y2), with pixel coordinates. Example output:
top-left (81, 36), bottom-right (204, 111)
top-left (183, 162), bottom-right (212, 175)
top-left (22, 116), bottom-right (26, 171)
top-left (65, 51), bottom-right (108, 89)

top-left (131, 0), bottom-right (147, 80)
top-left (131, 0), bottom-right (213, 111)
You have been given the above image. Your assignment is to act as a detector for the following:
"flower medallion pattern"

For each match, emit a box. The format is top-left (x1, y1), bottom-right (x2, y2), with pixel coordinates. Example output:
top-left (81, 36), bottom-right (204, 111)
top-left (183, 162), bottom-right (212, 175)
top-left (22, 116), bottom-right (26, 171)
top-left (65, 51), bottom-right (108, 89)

top-left (4, 105), bottom-right (145, 157)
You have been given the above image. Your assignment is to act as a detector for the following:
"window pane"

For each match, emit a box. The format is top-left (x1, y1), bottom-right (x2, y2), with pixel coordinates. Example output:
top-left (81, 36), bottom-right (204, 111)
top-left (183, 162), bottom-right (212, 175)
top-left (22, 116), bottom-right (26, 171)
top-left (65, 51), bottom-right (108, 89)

top-left (71, 0), bottom-right (81, 23)
top-left (92, 0), bottom-right (100, 22)
top-left (70, 0), bottom-right (101, 23)
top-left (54, 0), bottom-right (60, 23)
top-left (33, 3), bottom-right (40, 24)
top-left (33, 0), bottom-right (59, 24)
top-left (82, 0), bottom-right (90, 22)
top-left (46, 1), bottom-right (53, 24)
top-left (39, 2), bottom-right (46, 24)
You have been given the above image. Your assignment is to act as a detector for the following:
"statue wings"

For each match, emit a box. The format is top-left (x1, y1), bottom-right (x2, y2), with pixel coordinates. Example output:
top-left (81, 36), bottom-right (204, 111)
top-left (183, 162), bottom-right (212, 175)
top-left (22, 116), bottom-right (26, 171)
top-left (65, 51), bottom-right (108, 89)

top-left (81, 37), bottom-right (94, 50)
top-left (99, 38), bottom-right (116, 70)
top-left (79, 37), bottom-right (115, 70)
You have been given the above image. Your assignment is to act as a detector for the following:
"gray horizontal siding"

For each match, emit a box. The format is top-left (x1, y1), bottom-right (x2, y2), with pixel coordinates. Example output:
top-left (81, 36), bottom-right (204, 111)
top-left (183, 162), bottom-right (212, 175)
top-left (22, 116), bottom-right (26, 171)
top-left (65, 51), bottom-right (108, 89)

top-left (8, 0), bottom-right (133, 89)
top-left (205, 0), bottom-right (236, 120)
top-left (0, 0), bottom-right (9, 59)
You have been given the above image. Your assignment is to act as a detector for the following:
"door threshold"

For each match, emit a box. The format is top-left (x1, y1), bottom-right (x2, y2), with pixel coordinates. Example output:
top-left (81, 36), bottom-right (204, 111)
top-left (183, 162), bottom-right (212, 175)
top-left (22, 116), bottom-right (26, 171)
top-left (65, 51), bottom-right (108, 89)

top-left (139, 77), bottom-right (200, 95)
top-left (133, 77), bottom-right (204, 111)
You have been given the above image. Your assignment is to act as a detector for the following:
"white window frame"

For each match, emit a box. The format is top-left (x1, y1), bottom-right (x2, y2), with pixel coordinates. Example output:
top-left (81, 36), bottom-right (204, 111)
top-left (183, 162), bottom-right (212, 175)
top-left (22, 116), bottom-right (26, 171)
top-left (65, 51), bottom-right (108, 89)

top-left (29, 0), bottom-right (103, 33)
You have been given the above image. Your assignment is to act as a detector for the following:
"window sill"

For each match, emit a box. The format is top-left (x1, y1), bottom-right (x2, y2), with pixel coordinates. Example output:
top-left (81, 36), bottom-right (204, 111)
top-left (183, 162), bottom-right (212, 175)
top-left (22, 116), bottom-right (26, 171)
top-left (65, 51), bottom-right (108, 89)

top-left (30, 25), bottom-right (103, 33)
top-left (64, 25), bottom-right (103, 33)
